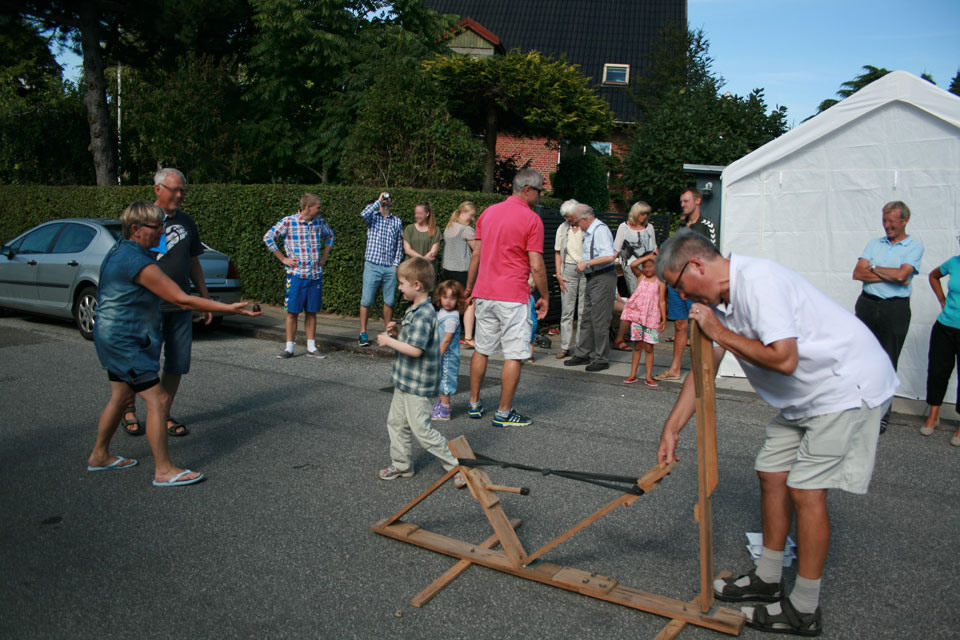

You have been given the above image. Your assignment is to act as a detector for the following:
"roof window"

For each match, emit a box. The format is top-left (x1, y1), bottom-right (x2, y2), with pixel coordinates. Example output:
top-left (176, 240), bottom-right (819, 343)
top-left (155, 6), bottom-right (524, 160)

top-left (602, 64), bottom-right (630, 85)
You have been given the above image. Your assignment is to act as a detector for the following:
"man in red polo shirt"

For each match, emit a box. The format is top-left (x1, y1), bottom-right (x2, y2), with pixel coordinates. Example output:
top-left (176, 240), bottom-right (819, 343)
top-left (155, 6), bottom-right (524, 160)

top-left (465, 168), bottom-right (549, 427)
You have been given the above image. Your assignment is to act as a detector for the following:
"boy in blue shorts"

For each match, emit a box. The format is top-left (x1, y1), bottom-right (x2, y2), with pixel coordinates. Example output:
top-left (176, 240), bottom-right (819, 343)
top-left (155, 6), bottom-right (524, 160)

top-left (376, 258), bottom-right (465, 489)
top-left (263, 193), bottom-right (334, 359)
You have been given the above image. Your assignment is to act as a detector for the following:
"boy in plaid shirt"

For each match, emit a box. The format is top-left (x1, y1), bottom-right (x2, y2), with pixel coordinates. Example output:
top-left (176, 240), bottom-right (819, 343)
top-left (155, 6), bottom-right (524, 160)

top-left (376, 257), bottom-right (465, 488)
top-left (263, 193), bottom-right (334, 359)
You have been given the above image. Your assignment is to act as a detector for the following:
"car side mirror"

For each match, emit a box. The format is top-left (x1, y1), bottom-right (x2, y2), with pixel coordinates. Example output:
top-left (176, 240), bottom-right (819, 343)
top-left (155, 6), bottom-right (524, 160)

top-left (1, 246), bottom-right (14, 259)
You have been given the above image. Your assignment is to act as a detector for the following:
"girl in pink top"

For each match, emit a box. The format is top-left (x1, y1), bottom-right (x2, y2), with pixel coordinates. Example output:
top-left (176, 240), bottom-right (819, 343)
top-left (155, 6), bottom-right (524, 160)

top-left (622, 258), bottom-right (667, 386)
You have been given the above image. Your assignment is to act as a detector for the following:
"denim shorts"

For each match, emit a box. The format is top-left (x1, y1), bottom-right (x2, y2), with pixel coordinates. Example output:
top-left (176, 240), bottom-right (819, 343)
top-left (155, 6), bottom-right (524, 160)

top-left (665, 284), bottom-right (693, 321)
top-left (285, 275), bottom-right (323, 314)
top-left (361, 261), bottom-right (398, 307)
top-left (161, 309), bottom-right (193, 375)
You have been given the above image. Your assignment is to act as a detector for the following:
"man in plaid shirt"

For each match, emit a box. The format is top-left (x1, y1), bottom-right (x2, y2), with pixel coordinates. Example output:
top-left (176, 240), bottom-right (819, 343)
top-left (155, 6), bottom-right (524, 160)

top-left (264, 193), bottom-right (335, 359)
top-left (358, 192), bottom-right (404, 346)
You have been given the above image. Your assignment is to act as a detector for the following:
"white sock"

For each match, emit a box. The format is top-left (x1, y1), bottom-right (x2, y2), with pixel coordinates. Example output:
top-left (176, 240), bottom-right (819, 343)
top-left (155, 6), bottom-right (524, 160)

top-left (788, 576), bottom-right (821, 613)
top-left (285, 341), bottom-right (295, 353)
top-left (756, 546), bottom-right (785, 584)
top-left (307, 340), bottom-right (317, 351)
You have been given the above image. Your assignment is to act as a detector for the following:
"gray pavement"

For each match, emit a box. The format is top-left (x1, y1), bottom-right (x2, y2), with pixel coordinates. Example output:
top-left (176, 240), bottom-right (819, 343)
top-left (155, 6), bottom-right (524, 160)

top-left (0, 313), bottom-right (958, 639)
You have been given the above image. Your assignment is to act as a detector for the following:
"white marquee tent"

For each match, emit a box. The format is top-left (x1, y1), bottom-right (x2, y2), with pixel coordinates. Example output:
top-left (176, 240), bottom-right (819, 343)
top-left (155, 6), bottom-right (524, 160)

top-left (718, 71), bottom-right (960, 403)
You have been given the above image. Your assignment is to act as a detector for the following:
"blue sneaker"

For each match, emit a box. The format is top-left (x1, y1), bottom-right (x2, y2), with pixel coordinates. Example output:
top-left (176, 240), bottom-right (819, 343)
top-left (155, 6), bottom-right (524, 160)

top-left (491, 410), bottom-right (532, 428)
top-left (358, 332), bottom-right (370, 347)
top-left (468, 401), bottom-right (484, 419)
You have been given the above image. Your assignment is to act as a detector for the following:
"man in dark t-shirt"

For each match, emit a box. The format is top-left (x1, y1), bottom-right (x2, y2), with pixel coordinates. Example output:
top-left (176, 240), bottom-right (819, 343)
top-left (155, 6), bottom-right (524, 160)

top-left (120, 168), bottom-right (209, 437)
top-left (655, 188), bottom-right (717, 381)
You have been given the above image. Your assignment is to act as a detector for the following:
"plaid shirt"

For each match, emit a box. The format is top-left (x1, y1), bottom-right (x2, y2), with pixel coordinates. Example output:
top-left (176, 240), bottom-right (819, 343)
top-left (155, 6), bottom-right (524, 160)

top-left (263, 213), bottom-right (334, 280)
top-left (391, 299), bottom-right (440, 397)
top-left (361, 201), bottom-right (404, 267)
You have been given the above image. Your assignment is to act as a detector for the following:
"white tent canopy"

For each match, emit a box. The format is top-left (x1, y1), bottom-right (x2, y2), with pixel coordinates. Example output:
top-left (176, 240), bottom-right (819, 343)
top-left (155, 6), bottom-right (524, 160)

top-left (718, 70), bottom-right (960, 402)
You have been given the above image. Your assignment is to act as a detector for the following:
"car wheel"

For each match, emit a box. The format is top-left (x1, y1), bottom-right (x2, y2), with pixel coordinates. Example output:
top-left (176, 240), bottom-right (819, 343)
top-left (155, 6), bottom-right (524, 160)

top-left (74, 285), bottom-right (97, 341)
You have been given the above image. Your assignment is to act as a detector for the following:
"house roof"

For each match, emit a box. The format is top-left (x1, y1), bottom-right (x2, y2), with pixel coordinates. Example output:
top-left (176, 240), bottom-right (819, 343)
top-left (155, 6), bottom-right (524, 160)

top-left (424, 0), bottom-right (686, 123)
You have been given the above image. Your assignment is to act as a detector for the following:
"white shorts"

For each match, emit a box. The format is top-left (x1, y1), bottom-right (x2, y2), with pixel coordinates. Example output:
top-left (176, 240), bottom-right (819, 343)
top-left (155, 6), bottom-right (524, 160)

top-left (474, 298), bottom-right (532, 361)
top-left (754, 399), bottom-right (891, 494)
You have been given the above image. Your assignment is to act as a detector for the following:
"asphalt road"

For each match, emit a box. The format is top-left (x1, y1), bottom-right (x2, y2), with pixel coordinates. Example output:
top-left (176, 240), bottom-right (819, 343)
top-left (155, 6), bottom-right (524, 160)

top-left (0, 315), bottom-right (957, 639)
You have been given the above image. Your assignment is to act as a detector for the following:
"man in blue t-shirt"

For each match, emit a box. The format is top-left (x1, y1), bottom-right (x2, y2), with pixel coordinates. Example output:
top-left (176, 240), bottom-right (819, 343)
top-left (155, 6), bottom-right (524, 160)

top-left (852, 200), bottom-right (924, 432)
top-left (120, 168), bottom-right (209, 438)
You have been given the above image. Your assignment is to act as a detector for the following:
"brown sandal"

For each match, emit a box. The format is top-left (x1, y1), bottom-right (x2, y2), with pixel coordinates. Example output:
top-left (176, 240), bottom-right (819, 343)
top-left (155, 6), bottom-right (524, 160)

top-left (121, 407), bottom-right (144, 436)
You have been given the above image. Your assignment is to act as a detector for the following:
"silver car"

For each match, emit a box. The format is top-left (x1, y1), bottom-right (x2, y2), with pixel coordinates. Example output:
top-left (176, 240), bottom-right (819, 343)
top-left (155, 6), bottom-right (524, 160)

top-left (0, 218), bottom-right (242, 339)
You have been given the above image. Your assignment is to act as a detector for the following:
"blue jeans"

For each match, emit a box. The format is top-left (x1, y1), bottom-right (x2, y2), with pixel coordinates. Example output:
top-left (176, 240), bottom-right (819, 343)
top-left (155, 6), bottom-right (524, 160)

top-left (161, 309), bottom-right (193, 375)
top-left (361, 261), bottom-right (398, 308)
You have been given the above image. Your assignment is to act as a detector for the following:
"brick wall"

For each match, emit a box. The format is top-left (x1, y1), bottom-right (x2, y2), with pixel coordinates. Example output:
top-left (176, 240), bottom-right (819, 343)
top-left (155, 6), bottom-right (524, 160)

top-left (496, 134), bottom-right (559, 190)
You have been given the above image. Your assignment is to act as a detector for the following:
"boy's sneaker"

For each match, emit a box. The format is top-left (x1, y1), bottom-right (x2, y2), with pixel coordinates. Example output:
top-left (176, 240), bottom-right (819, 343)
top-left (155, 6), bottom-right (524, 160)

top-left (377, 465), bottom-right (414, 481)
top-left (467, 401), bottom-right (484, 419)
top-left (453, 472), bottom-right (467, 489)
top-left (277, 349), bottom-right (294, 359)
top-left (492, 410), bottom-right (532, 428)
top-left (306, 349), bottom-right (327, 359)
top-left (431, 403), bottom-right (451, 421)
top-left (358, 332), bottom-right (370, 347)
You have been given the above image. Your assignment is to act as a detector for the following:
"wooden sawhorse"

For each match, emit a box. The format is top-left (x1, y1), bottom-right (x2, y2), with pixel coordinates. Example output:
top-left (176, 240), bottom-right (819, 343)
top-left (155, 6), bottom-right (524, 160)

top-left (370, 321), bottom-right (744, 638)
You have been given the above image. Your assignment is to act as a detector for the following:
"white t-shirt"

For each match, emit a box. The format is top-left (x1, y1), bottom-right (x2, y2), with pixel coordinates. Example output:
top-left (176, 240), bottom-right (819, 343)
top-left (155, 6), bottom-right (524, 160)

top-left (437, 308), bottom-right (461, 337)
top-left (716, 254), bottom-right (898, 420)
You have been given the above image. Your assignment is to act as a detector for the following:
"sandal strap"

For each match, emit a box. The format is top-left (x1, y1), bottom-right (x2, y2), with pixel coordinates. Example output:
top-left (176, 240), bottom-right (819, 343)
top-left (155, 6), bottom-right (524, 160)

top-left (755, 598), bottom-right (821, 632)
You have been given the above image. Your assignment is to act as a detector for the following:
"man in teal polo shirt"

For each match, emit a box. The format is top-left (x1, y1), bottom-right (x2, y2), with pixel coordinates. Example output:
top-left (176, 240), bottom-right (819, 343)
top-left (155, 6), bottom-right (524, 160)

top-left (852, 200), bottom-right (924, 432)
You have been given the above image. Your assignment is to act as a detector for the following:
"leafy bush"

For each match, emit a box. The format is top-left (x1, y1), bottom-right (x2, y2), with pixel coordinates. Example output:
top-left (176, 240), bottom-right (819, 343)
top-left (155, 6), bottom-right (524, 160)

top-left (551, 153), bottom-right (609, 211)
top-left (0, 184), bottom-right (559, 316)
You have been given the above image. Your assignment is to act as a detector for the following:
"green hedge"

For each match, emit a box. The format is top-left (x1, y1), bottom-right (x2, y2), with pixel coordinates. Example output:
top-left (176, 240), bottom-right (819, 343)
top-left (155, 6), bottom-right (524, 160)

top-left (0, 184), bottom-right (560, 316)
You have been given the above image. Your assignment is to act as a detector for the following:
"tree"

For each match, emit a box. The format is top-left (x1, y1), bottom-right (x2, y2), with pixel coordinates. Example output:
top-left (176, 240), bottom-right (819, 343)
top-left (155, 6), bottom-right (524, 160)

top-left (816, 65), bottom-right (892, 114)
top-left (115, 53), bottom-right (261, 185)
top-left (341, 37), bottom-right (483, 190)
top-left (244, 0), bottom-right (453, 183)
top-left (424, 49), bottom-right (614, 193)
top-left (622, 26), bottom-right (787, 211)
top-left (551, 154), bottom-right (608, 211)
top-left (0, 15), bottom-right (91, 184)
top-left (6, 0), bottom-right (252, 185)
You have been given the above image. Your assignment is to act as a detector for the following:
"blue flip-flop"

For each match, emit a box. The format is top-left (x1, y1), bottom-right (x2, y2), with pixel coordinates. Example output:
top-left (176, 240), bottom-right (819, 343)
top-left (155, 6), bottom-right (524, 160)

top-left (87, 456), bottom-right (138, 472)
top-left (152, 470), bottom-right (204, 487)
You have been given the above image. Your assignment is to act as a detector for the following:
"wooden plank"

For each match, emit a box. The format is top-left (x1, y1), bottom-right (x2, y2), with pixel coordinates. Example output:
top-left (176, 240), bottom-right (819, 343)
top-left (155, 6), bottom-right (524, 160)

top-left (654, 618), bottom-right (688, 640)
top-left (448, 437), bottom-right (527, 568)
top-left (410, 518), bottom-right (521, 608)
top-left (691, 320), bottom-right (718, 614)
top-left (552, 567), bottom-right (617, 596)
top-left (371, 522), bottom-right (745, 635)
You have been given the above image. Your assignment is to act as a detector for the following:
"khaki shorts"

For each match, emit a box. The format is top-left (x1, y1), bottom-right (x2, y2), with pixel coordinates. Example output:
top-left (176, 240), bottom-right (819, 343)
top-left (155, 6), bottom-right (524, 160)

top-left (475, 298), bottom-right (532, 361)
top-left (754, 399), bottom-right (891, 494)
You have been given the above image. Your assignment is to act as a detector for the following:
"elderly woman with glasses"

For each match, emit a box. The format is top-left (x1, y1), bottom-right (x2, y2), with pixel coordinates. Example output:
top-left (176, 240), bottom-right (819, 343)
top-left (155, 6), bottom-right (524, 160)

top-left (86, 202), bottom-right (261, 487)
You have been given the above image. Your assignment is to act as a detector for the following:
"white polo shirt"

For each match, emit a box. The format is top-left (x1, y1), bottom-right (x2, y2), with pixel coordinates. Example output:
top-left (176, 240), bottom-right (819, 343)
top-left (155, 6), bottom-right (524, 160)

top-left (715, 254), bottom-right (898, 420)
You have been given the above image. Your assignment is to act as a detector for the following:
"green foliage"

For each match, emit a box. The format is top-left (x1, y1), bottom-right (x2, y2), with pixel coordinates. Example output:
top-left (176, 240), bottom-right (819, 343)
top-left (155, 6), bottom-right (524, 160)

top-left (113, 54), bottom-right (262, 185)
top-left (950, 70), bottom-right (960, 97)
top-left (341, 32), bottom-right (483, 190)
top-left (425, 49), bottom-right (613, 142)
top-left (0, 184), bottom-right (560, 315)
top-left (551, 154), bottom-right (609, 211)
top-left (0, 16), bottom-right (91, 184)
top-left (816, 65), bottom-right (891, 114)
top-left (622, 26), bottom-right (787, 211)
top-left (424, 49), bottom-right (614, 191)
top-left (244, 0), bottom-right (454, 182)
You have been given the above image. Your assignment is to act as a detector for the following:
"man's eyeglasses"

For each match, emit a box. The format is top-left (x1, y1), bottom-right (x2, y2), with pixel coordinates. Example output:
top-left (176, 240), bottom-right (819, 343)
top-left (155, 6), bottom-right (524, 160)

top-left (158, 184), bottom-right (188, 194)
top-left (527, 185), bottom-right (542, 194)
top-left (140, 223), bottom-right (162, 230)
top-left (672, 260), bottom-right (692, 291)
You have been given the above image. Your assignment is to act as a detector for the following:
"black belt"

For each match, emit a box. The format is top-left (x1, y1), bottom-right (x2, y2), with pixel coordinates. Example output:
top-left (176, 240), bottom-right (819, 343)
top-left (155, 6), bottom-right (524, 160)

top-left (860, 292), bottom-right (908, 302)
top-left (586, 264), bottom-right (616, 277)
